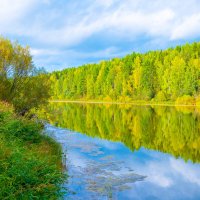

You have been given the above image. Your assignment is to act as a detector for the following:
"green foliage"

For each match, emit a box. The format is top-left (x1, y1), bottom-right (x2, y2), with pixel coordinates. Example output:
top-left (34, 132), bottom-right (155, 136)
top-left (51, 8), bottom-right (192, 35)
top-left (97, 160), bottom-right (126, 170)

top-left (13, 74), bottom-right (51, 115)
top-left (175, 95), bottom-right (195, 105)
top-left (0, 37), bottom-right (50, 115)
top-left (4, 119), bottom-right (42, 143)
top-left (0, 106), bottom-right (65, 199)
top-left (49, 42), bottom-right (200, 104)
top-left (196, 96), bottom-right (200, 106)
top-left (154, 91), bottom-right (167, 102)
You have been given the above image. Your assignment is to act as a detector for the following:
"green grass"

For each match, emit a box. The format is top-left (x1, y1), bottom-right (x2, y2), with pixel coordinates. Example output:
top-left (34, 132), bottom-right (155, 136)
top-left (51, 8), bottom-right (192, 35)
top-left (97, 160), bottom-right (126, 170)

top-left (0, 102), bottom-right (65, 199)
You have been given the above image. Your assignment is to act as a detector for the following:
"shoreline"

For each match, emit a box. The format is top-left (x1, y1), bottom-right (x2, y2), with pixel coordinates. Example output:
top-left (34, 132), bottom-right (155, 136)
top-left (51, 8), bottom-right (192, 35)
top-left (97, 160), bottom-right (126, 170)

top-left (0, 102), bottom-right (65, 199)
top-left (50, 100), bottom-right (198, 107)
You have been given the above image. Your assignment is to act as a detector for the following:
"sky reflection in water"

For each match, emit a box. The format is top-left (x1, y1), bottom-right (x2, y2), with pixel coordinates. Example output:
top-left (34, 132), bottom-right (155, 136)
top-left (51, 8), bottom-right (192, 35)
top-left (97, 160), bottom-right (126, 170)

top-left (46, 125), bottom-right (200, 200)
top-left (42, 103), bottom-right (200, 199)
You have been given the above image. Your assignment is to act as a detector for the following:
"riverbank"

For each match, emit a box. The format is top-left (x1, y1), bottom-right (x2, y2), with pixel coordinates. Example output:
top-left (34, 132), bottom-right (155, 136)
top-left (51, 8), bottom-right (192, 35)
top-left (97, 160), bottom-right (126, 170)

top-left (0, 102), bottom-right (65, 199)
top-left (38, 103), bottom-right (200, 200)
top-left (50, 99), bottom-right (198, 107)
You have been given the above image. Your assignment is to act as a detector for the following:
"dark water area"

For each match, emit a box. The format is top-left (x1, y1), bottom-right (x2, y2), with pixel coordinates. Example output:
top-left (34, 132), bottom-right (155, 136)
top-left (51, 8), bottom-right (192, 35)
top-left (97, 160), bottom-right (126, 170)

top-left (42, 103), bottom-right (200, 200)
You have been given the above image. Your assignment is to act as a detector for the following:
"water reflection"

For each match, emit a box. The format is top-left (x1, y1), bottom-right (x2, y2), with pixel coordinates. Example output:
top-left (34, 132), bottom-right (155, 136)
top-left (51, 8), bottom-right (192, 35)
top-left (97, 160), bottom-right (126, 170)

top-left (41, 103), bottom-right (200, 163)
top-left (45, 124), bottom-right (200, 200)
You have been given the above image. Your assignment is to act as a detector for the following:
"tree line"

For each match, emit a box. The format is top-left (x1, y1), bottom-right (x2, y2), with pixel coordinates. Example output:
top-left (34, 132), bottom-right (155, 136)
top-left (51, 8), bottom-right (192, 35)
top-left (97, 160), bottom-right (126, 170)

top-left (50, 42), bottom-right (200, 104)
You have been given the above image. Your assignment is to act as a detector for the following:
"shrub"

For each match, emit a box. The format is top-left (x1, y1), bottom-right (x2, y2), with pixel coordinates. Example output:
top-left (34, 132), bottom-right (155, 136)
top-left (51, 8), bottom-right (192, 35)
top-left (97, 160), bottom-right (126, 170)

top-left (4, 119), bottom-right (42, 143)
top-left (0, 37), bottom-right (50, 115)
top-left (155, 91), bottom-right (167, 102)
top-left (0, 108), bottom-right (65, 199)
top-left (118, 96), bottom-right (132, 102)
top-left (195, 96), bottom-right (200, 106)
top-left (175, 95), bottom-right (195, 105)
top-left (0, 137), bottom-right (64, 199)
top-left (103, 95), bottom-right (112, 102)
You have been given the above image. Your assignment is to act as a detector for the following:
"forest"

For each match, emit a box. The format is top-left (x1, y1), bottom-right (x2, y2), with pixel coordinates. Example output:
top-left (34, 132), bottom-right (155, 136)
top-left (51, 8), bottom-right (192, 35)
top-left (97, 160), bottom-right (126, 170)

top-left (49, 42), bottom-right (200, 105)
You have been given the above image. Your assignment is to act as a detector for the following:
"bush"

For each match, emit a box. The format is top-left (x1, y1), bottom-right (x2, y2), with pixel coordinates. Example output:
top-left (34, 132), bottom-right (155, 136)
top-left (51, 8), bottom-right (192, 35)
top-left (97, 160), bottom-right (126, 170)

top-left (195, 96), bottom-right (200, 106)
top-left (0, 107), bottom-right (65, 199)
top-left (118, 96), bottom-right (132, 102)
top-left (155, 91), bottom-right (167, 102)
top-left (0, 137), bottom-right (64, 199)
top-left (103, 95), bottom-right (112, 102)
top-left (0, 37), bottom-right (50, 116)
top-left (0, 141), bottom-right (63, 199)
top-left (4, 119), bottom-right (42, 143)
top-left (175, 95), bottom-right (195, 105)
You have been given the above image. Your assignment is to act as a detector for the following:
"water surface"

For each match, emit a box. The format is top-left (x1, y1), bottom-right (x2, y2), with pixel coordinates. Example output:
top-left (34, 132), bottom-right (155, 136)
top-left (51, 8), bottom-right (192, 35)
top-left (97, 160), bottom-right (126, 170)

top-left (42, 103), bottom-right (200, 199)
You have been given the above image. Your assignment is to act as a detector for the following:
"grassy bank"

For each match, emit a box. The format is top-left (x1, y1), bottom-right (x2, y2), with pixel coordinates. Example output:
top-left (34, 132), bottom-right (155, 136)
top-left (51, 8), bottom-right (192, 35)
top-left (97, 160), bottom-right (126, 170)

top-left (0, 102), bottom-right (65, 199)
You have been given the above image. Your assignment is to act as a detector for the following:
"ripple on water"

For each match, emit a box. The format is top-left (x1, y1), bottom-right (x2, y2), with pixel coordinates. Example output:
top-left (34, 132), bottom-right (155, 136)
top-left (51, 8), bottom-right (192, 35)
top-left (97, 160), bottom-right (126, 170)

top-left (45, 125), bottom-right (147, 199)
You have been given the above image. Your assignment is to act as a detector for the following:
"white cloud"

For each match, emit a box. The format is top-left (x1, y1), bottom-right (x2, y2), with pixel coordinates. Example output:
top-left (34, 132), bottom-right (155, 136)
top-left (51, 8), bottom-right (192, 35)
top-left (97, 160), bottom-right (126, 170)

top-left (30, 48), bottom-right (62, 57)
top-left (1, 0), bottom-right (199, 46)
top-left (22, 0), bottom-right (198, 47)
top-left (0, 0), bottom-right (200, 46)
top-left (31, 46), bottom-right (129, 72)
top-left (103, 8), bottom-right (175, 37)
top-left (1, 0), bottom-right (200, 70)
top-left (24, 7), bottom-right (175, 47)
top-left (94, 0), bottom-right (115, 8)
top-left (0, 0), bottom-right (38, 31)
top-left (171, 14), bottom-right (200, 40)
top-left (171, 158), bottom-right (200, 185)
top-left (146, 161), bottom-right (173, 188)
top-left (31, 46), bottom-right (124, 58)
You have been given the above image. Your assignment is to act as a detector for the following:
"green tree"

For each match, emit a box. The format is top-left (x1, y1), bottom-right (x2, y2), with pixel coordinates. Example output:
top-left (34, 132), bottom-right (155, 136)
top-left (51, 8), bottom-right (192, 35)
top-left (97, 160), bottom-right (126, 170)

top-left (0, 37), bottom-right (50, 114)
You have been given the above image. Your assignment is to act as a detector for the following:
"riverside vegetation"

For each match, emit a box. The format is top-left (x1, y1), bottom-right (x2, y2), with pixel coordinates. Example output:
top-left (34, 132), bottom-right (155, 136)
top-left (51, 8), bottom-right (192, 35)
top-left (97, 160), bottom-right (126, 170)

top-left (0, 37), bottom-right (50, 115)
top-left (0, 38), bottom-right (65, 199)
top-left (49, 42), bottom-right (200, 105)
top-left (0, 103), bottom-right (64, 199)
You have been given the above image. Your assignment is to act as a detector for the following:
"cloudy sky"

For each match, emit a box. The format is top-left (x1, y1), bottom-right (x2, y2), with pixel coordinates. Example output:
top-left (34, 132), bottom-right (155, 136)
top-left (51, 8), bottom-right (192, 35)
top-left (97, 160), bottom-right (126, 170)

top-left (1, 0), bottom-right (200, 71)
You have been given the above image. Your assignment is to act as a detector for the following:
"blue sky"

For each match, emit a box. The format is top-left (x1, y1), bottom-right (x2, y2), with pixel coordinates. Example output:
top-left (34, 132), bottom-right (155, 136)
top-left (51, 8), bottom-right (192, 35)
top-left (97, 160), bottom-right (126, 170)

top-left (1, 0), bottom-right (200, 72)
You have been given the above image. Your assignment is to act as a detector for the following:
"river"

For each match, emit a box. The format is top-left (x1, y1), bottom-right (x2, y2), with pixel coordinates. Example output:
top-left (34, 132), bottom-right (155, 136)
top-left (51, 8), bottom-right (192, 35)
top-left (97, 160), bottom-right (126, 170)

top-left (41, 103), bottom-right (200, 200)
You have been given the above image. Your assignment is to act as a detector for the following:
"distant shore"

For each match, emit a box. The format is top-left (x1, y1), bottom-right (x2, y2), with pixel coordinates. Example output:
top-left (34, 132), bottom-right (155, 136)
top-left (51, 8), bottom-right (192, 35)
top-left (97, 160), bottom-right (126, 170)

top-left (50, 100), bottom-right (199, 107)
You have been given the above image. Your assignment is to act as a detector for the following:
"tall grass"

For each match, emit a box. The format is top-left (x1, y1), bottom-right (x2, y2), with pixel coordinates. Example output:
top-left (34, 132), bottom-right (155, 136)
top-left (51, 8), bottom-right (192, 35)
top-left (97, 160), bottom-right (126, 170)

top-left (0, 102), bottom-right (65, 199)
